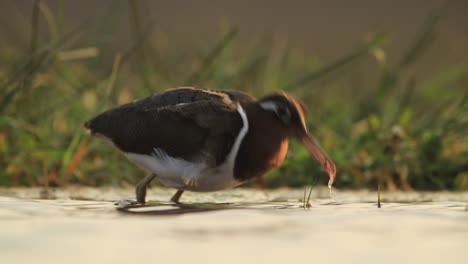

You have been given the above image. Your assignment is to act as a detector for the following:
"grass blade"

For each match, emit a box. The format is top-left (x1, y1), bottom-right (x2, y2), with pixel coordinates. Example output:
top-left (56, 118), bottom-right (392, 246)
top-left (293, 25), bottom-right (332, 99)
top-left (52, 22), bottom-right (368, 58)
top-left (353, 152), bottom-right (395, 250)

top-left (285, 32), bottom-right (388, 92)
top-left (184, 28), bottom-right (238, 85)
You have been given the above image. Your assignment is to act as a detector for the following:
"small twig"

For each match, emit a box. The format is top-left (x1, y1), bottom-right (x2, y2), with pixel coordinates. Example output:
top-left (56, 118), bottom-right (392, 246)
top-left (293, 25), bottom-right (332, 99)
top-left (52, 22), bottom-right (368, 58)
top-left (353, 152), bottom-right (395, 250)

top-left (378, 183), bottom-right (381, 208)
top-left (127, 0), bottom-right (152, 92)
top-left (30, 0), bottom-right (41, 55)
top-left (104, 53), bottom-right (123, 107)
top-left (305, 185), bottom-right (313, 208)
top-left (60, 138), bottom-right (90, 183)
top-left (303, 188), bottom-right (306, 209)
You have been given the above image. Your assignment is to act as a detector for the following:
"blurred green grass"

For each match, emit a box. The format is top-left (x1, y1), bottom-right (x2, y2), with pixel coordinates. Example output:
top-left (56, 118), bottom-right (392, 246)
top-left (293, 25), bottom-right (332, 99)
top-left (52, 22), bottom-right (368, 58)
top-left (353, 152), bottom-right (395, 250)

top-left (0, 1), bottom-right (467, 190)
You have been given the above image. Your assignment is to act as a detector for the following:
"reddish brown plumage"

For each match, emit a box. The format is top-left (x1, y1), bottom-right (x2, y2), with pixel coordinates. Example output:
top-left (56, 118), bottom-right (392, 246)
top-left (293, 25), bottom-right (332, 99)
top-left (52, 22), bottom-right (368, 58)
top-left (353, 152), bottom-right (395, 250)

top-left (234, 103), bottom-right (290, 181)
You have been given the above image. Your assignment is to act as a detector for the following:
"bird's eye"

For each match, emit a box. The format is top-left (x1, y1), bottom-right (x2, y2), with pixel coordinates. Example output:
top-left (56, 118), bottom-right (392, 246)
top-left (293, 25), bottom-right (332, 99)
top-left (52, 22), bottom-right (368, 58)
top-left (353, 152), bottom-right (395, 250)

top-left (277, 106), bottom-right (291, 125)
top-left (259, 101), bottom-right (291, 125)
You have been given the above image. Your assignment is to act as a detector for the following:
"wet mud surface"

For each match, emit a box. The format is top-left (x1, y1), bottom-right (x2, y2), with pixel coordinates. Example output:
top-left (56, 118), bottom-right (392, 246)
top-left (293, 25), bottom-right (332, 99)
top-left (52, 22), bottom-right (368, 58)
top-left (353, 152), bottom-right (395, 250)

top-left (1, 187), bottom-right (467, 264)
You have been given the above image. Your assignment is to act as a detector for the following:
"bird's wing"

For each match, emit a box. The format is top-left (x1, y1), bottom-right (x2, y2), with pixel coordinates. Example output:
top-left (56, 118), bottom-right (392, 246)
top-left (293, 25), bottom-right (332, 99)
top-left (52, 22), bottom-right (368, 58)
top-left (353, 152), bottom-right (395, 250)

top-left (86, 90), bottom-right (243, 165)
top-left (130, 87), bottom-right (234, 109)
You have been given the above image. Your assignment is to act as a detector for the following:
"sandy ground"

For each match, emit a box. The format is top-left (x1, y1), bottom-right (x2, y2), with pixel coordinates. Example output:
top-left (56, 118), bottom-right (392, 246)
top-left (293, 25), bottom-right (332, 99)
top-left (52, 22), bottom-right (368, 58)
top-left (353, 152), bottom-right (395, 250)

top-left (0, 187), bottom-right (467, 264)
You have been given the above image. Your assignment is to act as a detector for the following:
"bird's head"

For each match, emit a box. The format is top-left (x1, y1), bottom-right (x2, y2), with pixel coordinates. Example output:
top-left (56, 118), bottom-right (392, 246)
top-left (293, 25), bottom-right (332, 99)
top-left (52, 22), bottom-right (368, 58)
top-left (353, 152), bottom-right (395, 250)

top-left (258, 91), bottom-right (336, 187)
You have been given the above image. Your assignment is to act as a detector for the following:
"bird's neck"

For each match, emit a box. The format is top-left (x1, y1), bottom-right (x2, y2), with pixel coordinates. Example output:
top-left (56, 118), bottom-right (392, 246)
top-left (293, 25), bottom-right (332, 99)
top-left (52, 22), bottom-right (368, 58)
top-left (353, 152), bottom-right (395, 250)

top-left (233, 104), bottom-right (290, 181)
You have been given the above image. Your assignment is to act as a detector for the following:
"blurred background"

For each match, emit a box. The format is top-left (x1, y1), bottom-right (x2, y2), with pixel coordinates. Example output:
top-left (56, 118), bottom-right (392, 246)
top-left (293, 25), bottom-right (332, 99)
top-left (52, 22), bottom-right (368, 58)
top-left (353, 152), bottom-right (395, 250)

top-left (0, 0), bottom-right (467, 190)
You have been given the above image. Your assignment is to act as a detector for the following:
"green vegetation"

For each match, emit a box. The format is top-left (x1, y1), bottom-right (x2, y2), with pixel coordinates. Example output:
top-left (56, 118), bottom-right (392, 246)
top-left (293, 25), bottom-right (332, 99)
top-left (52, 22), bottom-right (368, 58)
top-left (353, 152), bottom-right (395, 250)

top-left (0, 1), bottom-right (467, 190)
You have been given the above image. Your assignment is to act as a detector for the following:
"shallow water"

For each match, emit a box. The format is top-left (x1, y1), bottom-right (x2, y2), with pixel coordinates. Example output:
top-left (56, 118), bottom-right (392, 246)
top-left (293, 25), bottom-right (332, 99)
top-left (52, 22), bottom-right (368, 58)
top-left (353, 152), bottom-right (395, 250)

top-left (1, 187), bottom-right (467, 264)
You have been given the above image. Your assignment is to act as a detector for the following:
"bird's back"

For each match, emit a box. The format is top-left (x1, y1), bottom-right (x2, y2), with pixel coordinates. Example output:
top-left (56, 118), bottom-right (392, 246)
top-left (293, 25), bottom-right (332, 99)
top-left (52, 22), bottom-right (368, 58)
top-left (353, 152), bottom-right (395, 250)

top-left (84, 87), bottom-right (254, 165)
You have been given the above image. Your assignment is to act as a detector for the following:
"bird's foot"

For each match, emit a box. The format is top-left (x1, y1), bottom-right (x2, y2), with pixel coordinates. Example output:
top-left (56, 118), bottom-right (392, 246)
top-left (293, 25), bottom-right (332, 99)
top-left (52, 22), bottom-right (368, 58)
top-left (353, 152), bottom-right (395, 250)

top-left (135, 184), bottom-right (147, 204)
top-left (170, 190), bottom-right (184, 204)
top-left (135, 174), bottom-right (157, 204)
top-left (114, 199), bottom-right (139, 208)
top-left (170, 199), bottom-right (182, 204)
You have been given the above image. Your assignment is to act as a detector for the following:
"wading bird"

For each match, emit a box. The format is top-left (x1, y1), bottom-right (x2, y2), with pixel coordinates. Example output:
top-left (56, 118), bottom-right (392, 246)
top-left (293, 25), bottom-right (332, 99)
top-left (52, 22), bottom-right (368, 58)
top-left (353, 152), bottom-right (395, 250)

top-left (85, 87), bottom-right (336, 204)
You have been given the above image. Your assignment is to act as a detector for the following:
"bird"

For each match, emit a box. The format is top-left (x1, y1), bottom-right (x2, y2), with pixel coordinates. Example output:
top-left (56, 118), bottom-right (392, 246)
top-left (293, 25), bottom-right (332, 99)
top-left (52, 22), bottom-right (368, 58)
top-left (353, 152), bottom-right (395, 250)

top-left (84, 87), bottom-right (336, 204)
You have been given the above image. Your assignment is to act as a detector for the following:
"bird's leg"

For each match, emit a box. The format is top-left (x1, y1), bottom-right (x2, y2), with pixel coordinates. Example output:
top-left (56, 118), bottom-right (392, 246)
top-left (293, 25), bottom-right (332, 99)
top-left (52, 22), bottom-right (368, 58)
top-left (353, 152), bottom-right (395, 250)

top-left (136, 174), bottom-right (156, 204)
top-left (170, 190), bottom-right (184, 204)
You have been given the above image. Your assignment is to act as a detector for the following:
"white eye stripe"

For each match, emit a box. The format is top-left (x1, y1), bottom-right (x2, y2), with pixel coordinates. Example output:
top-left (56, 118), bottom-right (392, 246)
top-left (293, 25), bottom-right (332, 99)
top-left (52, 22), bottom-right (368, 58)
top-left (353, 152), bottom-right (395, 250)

top-left (259, 101), bottom-right (279, 113)
top-left (260, 101), bottom-right (292, 124)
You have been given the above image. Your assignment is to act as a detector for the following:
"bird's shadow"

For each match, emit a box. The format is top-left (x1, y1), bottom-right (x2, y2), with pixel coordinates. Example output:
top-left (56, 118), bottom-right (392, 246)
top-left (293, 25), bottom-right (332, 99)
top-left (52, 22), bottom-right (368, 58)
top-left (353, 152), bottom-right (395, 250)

top-left (116, 201), bottom-right (298, 216)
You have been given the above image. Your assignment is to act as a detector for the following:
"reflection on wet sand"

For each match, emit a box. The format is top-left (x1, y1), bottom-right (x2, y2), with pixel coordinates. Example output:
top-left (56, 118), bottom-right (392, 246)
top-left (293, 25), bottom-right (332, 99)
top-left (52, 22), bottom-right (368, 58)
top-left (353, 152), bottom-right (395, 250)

top-left (116, 201), bottom-right (308, 216)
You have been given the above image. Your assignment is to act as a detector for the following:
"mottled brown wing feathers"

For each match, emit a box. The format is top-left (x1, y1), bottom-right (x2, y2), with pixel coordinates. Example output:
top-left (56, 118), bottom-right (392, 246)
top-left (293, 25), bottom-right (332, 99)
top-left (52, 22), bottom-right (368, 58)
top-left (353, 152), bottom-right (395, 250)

top-left (135, 87), bottom-right (233, 109)
top-left (85, 88), bottom-right (244, 166)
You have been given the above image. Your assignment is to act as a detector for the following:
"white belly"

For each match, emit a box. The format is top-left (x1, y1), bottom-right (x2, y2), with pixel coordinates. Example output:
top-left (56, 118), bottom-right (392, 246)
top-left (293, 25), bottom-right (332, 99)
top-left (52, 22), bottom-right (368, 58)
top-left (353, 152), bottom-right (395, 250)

top-left (125, 103), bottom-right (249, 192)
top-left (125, 151), bottom-right (242, 191)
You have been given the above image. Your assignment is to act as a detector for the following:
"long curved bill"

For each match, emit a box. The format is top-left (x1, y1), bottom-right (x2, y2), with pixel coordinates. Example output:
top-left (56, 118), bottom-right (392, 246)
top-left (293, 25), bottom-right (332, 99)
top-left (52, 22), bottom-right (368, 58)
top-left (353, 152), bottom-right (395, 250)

top-left (301, 134), bottom-right (337, 188)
